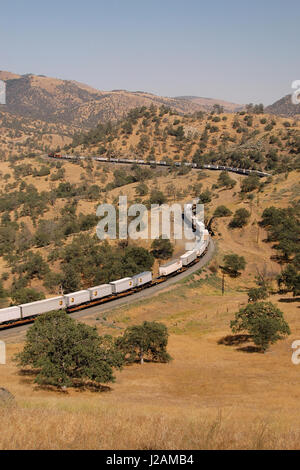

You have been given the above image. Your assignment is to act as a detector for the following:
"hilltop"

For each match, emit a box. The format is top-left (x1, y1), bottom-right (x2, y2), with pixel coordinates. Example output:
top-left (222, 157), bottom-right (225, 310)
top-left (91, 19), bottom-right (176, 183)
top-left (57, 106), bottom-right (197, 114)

top-left (0, 71), bottom-right (241, 128)
top-left (266, 94), bottom-right (300, 118)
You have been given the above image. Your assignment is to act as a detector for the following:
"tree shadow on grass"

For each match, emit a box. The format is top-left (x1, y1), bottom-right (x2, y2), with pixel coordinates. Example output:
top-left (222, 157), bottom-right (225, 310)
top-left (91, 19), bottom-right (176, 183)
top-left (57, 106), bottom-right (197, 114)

top-left (270, 254), bottom-right (289, 265)
top-left (18, 369), bottom-right (112, 393)
top-left (218, 334), bottom-right (251, 346)
top-left (18, 368), bottom-right (37, 376)
top-left (278, 297), bottom-right (300, 303)
top-left (218, 334), bottom-right (263, 353)
top-left (71, 381), bottom-right (111, 393)
top-left (18, 368), bottom-right (38, 386)
top-left (236, 345), bottom-right (263, 353)
top-left (35, 381), bottom-right (112, 394)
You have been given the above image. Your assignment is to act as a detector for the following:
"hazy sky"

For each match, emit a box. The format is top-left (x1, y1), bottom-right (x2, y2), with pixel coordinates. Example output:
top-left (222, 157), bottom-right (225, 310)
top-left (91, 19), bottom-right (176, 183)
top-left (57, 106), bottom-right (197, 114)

top-left (1, 0), bottom-right (299, 105)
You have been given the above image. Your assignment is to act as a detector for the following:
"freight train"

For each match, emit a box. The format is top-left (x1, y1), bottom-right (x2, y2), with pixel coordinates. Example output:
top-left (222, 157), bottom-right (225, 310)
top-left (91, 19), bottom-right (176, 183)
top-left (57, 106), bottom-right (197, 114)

top-left (0, 206), bottom-right (210, 329)
top-left (48, 153), bottom-right (271, 178)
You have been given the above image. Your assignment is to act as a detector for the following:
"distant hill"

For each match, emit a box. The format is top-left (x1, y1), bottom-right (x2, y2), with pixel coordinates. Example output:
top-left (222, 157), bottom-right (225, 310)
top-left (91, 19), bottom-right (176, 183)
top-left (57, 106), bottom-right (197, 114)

top-left (175, 95), bottom-right (243, 113)
top-left (0, 71), bottom-right (242, 128)
top-left (265, 94), bottom-right (300, 118)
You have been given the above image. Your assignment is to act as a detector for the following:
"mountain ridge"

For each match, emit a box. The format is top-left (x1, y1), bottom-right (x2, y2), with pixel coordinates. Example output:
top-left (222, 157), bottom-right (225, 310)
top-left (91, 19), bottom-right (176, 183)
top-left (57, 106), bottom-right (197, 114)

top-left (0, 70), bottom-right (242, 127)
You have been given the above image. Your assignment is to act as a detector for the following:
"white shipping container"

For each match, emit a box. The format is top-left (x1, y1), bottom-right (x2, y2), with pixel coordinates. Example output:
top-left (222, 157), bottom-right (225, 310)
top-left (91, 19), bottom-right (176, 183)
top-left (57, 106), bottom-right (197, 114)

top-left (64, 290), bottom-right (90, 307)
top-left (195, 220), bottom-right (205, 235)
top-left (0, 306), bottom-right (22, 323)
top-left (196, 241), bottom-right (206, 257)
top-left (180, 250), bottom-right (197, 266)
top-left (159, 259), bottom-right (182, 277)
top-left (20, 296), bottom-right (66, 318)
top-left (131, 271), bottom-right (152, 287)
top-left (88, 284), bottom-right (112, 300)
top-left (110, 277), bottom-right (133, 294)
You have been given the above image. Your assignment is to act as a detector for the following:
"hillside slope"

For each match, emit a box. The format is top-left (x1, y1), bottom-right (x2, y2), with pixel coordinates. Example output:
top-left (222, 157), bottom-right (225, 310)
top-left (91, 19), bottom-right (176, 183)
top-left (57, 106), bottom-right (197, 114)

top-left (0, 71), bottom-right (241, 127)
top-left (266, 94), bottom-right (300, 117)
top-left (69, 105), bottom-right (300, 173)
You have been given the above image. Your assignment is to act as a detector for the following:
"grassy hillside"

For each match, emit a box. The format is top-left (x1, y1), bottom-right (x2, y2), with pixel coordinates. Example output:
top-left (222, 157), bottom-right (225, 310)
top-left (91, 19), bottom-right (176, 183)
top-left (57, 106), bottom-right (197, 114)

top-left (2, 290), bottom-right (300, 450)
top-left (0, 110), bottom-right (76, 160)
top-left (69, 106), bottom-right (300, 173)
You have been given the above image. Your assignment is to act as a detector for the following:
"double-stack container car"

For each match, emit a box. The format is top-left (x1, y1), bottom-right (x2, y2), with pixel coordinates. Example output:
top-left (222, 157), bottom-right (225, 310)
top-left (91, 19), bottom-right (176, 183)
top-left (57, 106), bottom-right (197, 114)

top-left (88, 284), bottom-right (113, 300)
top-left (20, 296), bottom-right (65, 318)
top-left (110, 277), bottom-right (133, 294)
top-left (131, 271), bottom-right (152, 287)
top-left (180, 250), bottom-right (197, 266)
top-left (159, 259), bottom-right (183, 277)
top-left (0, 306), bottom-right (21, 323)
top-left (64, 290), bottom-right (90, 307)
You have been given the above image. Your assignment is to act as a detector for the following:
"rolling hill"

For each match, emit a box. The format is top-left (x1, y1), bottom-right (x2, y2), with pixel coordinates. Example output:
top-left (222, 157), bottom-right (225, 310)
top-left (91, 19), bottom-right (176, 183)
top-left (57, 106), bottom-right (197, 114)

top-left (0, 71), bottom-right (242, 128)
top-left (69, 105), bottom-right (300, 173)
top-left (266, 94), bottom-right (300, 118)
top-left (175, 95), bottom-right (243, 112)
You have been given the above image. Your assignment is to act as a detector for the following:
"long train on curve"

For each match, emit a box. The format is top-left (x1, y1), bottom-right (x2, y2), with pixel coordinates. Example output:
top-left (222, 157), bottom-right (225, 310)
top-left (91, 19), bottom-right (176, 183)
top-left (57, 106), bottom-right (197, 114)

top-left (0, 205), bottom-right (210, 329)
top-left (48, 153), bottom-right (271, 178)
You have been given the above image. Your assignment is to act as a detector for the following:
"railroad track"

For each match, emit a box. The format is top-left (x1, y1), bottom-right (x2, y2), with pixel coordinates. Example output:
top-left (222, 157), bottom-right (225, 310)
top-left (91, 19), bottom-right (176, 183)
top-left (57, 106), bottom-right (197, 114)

top-left (0, 239), bottom-right (215, 341)
top-left (43, 154), bottom-right (271, 178)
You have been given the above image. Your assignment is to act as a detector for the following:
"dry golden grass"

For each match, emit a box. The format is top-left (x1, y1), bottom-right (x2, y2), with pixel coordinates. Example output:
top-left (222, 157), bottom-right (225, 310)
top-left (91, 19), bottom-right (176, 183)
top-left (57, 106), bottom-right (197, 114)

top-left (2, 402), bottom-right (300, 450)
top-left (1, 286), bottom-right (300, 449)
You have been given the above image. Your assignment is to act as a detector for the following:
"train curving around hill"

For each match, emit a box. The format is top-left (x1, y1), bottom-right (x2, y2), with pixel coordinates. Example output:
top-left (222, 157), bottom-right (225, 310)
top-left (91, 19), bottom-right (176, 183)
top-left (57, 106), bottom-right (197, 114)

top-left (48, 153), bottom-right (271, 178)
top-left (0, 204), bottom-right (210, 329)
